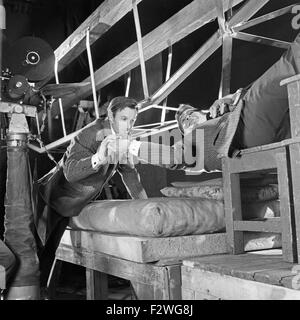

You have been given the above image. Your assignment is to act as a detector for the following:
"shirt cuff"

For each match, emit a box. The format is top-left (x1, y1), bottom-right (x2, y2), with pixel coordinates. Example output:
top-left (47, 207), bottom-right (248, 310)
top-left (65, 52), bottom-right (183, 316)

top-left (129, 140), bottom-right (142, 157)
top-left (91, 154), bottom-right (101, 170)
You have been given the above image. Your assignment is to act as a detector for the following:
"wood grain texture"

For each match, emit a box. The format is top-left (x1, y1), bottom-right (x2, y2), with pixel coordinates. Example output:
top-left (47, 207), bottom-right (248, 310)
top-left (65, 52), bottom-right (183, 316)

top-left (86, 269), bottom-right (108, 300)
top-left (276, 151), bottom-right (297, 262)
top-left (181, 266), bottom-right (300, 300)
top-left (60, 229), bottom-right (282, 264)
top-left (286, 78), bottom-right (300, 263)
top-left (55, 245), bottom-right (181, 300)
top-left (222, 159), bottom-right (244, 254)
top-left (60, 230), bottom-right (229, 263)
top-left (289, 143), bottom-right (300, 263)
top-left (50, 0), bottom-right (245, 116)
top-left (0, 265), bottom-right (5, 290)
top-left (38, 0), bottom-right (143, 87)
top-left (182, 251), bottom-right (300, 290)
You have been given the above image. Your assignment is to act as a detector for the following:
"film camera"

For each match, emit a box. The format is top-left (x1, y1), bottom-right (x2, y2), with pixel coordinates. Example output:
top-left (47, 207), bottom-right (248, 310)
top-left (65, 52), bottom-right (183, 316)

top-left (1, 36), bottom-right (55, 110)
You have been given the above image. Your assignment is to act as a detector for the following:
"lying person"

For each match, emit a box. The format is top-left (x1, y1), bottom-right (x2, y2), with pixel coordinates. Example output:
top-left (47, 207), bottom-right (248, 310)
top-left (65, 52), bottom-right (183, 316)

top-left (118, 32), bottom-right (300, 172)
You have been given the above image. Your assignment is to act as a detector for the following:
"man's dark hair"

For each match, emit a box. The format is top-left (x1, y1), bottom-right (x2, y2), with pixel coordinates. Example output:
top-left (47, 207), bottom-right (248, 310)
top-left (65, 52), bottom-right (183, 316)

top-left (108, 96), bottom-right (138, 117)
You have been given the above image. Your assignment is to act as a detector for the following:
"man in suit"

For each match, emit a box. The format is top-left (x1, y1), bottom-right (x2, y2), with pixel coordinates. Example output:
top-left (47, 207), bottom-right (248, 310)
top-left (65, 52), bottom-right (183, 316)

top-left (35, 96), bottom-right (148, 285)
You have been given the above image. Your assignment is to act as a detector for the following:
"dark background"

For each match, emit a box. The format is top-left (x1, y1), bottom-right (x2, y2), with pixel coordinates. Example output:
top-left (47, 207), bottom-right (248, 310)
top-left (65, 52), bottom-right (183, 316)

top-left (0, 0), bottom-right (299, 229)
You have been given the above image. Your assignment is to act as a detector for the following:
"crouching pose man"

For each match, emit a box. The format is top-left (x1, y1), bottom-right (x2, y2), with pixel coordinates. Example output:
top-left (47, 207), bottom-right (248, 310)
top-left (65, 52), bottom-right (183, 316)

top-left (35, 97), bottom-right (147, 285)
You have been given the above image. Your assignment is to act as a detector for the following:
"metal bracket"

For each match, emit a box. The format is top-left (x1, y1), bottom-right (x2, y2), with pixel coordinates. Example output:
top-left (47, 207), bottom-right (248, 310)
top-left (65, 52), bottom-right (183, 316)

top-left (8, 113), bottom-right (29, 135)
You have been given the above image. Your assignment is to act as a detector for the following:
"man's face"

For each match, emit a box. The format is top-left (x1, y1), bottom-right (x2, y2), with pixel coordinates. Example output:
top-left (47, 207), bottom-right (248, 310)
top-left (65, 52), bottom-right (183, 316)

top-left (112, 107), bottom-right (138, 136)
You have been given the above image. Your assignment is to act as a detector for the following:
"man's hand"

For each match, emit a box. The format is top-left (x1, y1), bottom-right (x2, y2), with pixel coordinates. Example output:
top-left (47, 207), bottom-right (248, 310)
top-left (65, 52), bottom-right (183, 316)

top-left (183, 111), bottom-right (207, 133)
top-left (105, 136), bottom-right (133, 163)
top-left (96, 135), bottom-right (116, 163)
top-left (208, 94), bottom-right (235, 119)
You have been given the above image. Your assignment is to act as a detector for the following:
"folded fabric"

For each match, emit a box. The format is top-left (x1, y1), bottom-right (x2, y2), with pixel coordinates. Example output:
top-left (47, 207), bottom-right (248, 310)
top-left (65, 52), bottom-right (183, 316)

top-left (242, 200), bottom-right (280, 220)
top-left (170, 174), bottom-right (277, 189)
top-left (161, 184), bottom-right (278, 202)
top-left (171, 178), bottom-right (222, 188)
top-left (70, 198), bottom-right (225, 237)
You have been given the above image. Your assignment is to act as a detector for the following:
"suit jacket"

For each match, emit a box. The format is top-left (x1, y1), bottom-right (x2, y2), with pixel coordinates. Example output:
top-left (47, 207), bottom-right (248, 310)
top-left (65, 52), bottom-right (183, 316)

top-left (34, 119), bottom-right (147, 247)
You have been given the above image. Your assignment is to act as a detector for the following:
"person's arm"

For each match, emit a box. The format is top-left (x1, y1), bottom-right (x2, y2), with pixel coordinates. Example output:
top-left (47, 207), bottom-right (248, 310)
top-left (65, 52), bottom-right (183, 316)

top-left (128, 139), bottom-right (193, 171)
top-left (208, 89), bottom-right (245, 119)
top-left (63, 125), bottom-right (108, 183)
top-left (117, 164), bottom-right (148, 199)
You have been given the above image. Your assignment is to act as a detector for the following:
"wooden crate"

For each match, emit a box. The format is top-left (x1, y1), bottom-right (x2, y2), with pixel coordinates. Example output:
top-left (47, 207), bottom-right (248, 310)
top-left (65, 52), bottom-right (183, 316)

top-left (60, 229), bottom-right (282, 263)
top-left (60, 229), bottom-right (229, 263)
top-left (182, 250), bottom-right (300, 300)
top-left (54, 244), bottom-right (182, 300)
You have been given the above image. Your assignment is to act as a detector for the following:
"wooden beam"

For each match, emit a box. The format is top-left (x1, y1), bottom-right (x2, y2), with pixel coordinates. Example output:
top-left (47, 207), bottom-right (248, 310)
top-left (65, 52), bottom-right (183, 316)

top-left (233, 4), bottom-right (296, 32)
top-left (232, 32), bottom-right (291, 50)
top-left (38, 0), bottom-right (143, 87)
top-left (150, 31), bottom-right (223, 106)
top-left (50, 0), bottom-right (245, 117)
top-left (182, 267), bottom-right (300, 300)
top-left (229, 0), bottom-right (270, 28)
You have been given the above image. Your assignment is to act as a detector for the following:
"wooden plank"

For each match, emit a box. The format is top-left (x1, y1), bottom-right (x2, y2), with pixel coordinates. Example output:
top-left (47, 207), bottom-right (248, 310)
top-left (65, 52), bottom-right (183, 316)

top-left (38, 0), bottom-right (143, 87)
top-left (233, 219), bottom-right (282, 233)
top-left (287, 78), bottom-right (300, 263)
top-left (56, 245), bottom-right (181, 300)
top-left (229, 0), bottom-right (270, 28)
top-left (222, 159), bottom-right (244, 254)
top-left (131, 264), bottom-right (182, 300)
top-left (232, 32), bottom-right (291, 50)
top-left (226, 148), bottom-right (282, 173)
top-left (183, 253), bottom-right (289, 281)
top-left (57, 245), bottom-right (169, 287)
top-left (181, 266), bottom-right (300, 300)
top-left (0, 265), bottom-right (5, 290)
top-left (254, 267), bottom-right (298, 287)
top-left (289, 143), bottom-right (300, 263)
top-left (60, 229), bottom-right (229, 263)
top-left (287, 81), bottom-right (300, 138)
top-left (86, 269), bottom-right (108, 300)
top-left (281, 274), bottom-right (300, 291)
top-left (165, 265), bottom-right (182, 300)
top-left (276, 151), bottom-right (297, 263)
top-left (60, 229), bottom-right (282, 263)
top-left (131, 281), bottom-right (157, 300)
top-left (234, 4), bottom-right (296, 32)
top-left (51, 0), bottom-right (245, 116)
top-left (182, 288), bottom-right (196, 300)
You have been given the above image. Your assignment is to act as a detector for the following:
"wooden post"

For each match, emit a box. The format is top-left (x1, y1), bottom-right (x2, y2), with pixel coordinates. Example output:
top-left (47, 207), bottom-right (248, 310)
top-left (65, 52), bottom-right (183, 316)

top-left (281, 75), bottom-right (300, 263)
top-left (222, 158), bottom-right (244, 254)
top-left (276, 150), bottom-right (297, 263)
top-left (86, 269), bottom-right (108, 300)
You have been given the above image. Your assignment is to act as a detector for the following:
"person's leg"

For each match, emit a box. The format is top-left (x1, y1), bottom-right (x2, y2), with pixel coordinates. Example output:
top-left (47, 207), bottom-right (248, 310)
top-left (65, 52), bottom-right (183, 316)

top-left (238, 37), bottom-right (300, 149)
top-left (0, 239), bottom-right (16, 283)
